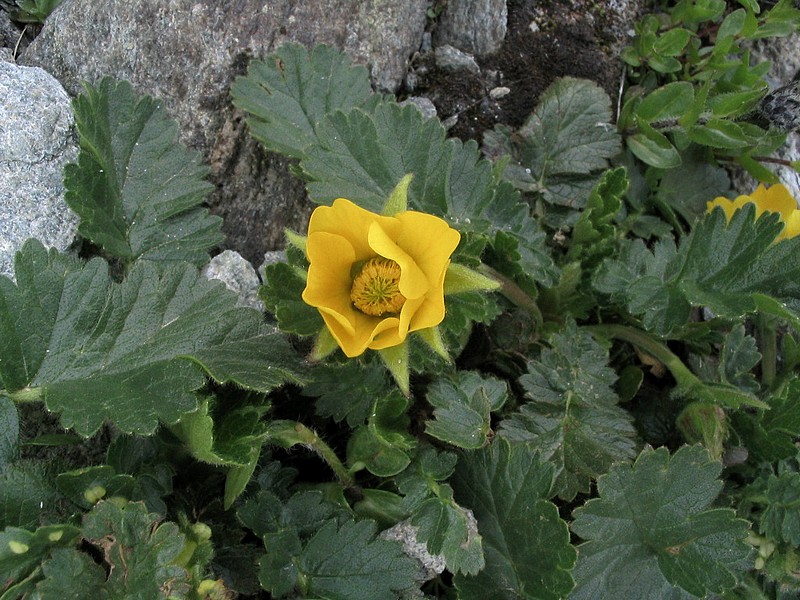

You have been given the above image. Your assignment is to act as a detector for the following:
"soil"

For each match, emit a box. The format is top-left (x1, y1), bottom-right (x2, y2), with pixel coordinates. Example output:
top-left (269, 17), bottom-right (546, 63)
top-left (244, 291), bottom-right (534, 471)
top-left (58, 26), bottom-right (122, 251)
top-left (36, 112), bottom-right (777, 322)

top-left (404, 0), bottom-right (630, 144)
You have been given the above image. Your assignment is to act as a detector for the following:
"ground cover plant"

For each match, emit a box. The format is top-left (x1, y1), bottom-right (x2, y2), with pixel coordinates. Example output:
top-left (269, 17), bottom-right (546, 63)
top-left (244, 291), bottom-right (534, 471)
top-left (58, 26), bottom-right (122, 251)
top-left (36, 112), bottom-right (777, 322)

top-left (2, 0), bottom-right (800, 598)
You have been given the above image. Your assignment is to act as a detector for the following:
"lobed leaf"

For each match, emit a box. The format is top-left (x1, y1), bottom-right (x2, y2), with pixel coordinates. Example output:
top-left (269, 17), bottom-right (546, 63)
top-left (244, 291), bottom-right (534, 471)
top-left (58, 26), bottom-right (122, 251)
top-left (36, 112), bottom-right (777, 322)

top-left (499, 320), bottom-right (638, 500)
top-left (594, 205), bottom-right (800, 335)
top-left (451, 439), bottom-right (577, 600)
top-left (0, 240), bottom-right (302, 436)
top-left (570, 445), bottom-right (750, 599)
top-left (65, 77), bottom-right (222, 267)
top-left (424, 371), bottom-right (509, 449)
top-left (231, 43), bottom-right (373, 160)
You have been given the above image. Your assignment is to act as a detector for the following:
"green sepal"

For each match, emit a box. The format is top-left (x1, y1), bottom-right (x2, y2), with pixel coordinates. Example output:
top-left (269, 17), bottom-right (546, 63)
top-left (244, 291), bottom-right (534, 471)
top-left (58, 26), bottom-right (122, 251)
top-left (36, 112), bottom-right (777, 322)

top-left (310, 327), bottom-right (339, 361)
top-left (418, 326), bottom-right (450, 361)
top-left (377, 342), bottom-right (410, 396)
top-left (444, 263), bottom-right (501, 295)
top-left (382, 173), bottom-right (413, 216)
top-left (284, 229), bottom-right (308, 254)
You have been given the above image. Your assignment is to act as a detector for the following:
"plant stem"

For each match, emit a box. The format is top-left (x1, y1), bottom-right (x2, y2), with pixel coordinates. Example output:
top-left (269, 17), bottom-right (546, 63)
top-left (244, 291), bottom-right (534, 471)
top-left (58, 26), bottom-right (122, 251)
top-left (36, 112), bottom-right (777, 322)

top-left (8, 387), bottom-right (43, 403)
top-left (479, 264), bottom-right (543, 327)
top-left (757, 313), bottom-right (777, 388)
top-left (266, 420), bottom-right (355, 488)
top-left (585, 324), bottom-right (697, 385)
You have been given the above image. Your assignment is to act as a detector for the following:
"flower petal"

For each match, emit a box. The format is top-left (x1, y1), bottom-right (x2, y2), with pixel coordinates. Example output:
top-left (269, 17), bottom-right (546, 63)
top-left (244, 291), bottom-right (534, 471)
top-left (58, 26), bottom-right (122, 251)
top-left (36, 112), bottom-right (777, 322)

top-left (308, 198), bottom-right (399, 261)
top-left (751, 183), bottom-right (797, 218)
top-left (368, 222), bottom-right (429, 299)
top-left (321, 310), bottom-right (400, 357)
top-left (303, 231), bottom-right (358, 335)
top-left (394, 211), bottom-right (461, 284)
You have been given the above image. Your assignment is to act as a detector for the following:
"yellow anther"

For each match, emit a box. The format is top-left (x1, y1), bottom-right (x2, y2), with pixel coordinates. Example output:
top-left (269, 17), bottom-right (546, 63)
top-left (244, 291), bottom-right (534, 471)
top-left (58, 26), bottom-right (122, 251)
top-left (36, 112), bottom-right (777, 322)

top-left (350, 257), bottom-right (406, 316)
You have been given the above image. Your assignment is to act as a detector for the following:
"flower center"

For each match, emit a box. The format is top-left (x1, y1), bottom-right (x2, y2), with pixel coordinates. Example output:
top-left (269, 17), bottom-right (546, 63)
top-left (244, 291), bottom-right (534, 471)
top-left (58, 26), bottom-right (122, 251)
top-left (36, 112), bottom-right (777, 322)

top-left (350, 257), bottom-right (406, 316)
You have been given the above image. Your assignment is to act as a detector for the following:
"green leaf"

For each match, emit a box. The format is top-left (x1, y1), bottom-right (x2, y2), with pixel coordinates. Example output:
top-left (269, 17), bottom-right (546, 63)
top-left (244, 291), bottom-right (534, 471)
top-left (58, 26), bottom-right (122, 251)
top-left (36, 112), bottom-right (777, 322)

top-left (627, 124), bottom-right (682, 169)
top-left (760, 470), bottom-right (800, 545)
top-left (169, 396), bottom-right (269, 466)
top-left (303, 360), bottom-right (392, 427)
top-left (566, 167), bottom-right (627, 267)
top-left (347, 391), bottom-right (415, 477)
top-left (499, 321), bottom-right (638, 500)
top-left (451, 439), bottom-right (577, 600)
top-left (240, 490), bottom-right (417, 599)
top-left (78, 500), bottom-right (191, 598)
top-left (636, 82), bottom-right (694, 122)
top-left (296, 520), bottom-right (418, 600)
top-left (652, 28), bottom-right (693, 56)
top-left (424, 371), bottom-right (509, 449)
top-left (0, 240), bottom-right (280, 436)
top-left (0, 460), bottom-right (59, 529)
top-left (656, 149), bottom-right (730, 223)
top-left (732, 379), bottom-right (800, 462)
top-left (688, 119), bottom-right (750, 149)
top-left (65, 77), bottom-right (222, 267)
top-left (231, 43), bottom-right (373, 160)
top-left (188, 332), bottom-right (308, 392)
top-left (55, 465), bottom-right (134, 509)
top-left (719, 324), bottom-right (760, 393)
top-left (261, 261), bottom-right (323, 336)
top-left (595, 206), bottom-right (800, 335)
top-left (518, 77), bottom-right (621, 178)
top-left (570, 445), bottom-right (750, 599)
top-left (30, 548), bottom-right (107, 599)
top-left (0, 524), bottom-right (81, 591)
top-left (395, 447), bottom-right (485, 575)
top-left (0, 396), bottom-right (18, 468)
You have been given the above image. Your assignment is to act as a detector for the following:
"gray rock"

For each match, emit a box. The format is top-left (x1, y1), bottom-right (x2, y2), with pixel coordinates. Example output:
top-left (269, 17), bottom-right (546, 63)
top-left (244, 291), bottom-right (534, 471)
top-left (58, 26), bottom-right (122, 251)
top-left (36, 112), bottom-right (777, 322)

top-left (20, 0), bottom-right (429, 266)
top-left (202, 250), bottom-right (263, 311)
top-left (732, 35), bottom-right (800, 201)
top-left (379, 519), bottom-right (447, 585)
top-left (400, 96), bottom-right (438, 120)
top-left (434, 0), bottom-right (507, 56)
top-left (434, 44), bottom-right (480, 75)
top-left (0, 61), bottom-right (78, 279)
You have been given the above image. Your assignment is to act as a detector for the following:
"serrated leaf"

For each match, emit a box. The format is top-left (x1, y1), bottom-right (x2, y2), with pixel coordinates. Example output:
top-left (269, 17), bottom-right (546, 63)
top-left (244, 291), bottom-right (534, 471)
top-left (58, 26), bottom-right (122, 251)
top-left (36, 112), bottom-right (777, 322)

top-left (65, 77), bottom-right (222, 267)
top-left (0, 396), bottom-right (18, 468)
top-left (31, 548), bottom-right (108, 599)
top-left (451, 439), bottom-right (577, 600)
top-left (570, 445), bottom-right (750, 599)
top-left (424, 371), bottom-right (508, 449)
top-left (760, 470), bottom-right (800, 545)
top-left (79, 500), bottom-right (190, 598)
top-left (656, 149), bottom-right (731, 223)
top-left (296, 520), bottom-right (418, 600)
top-left (595, 206), bottom-right (800, 335)
top-left (732, 378), bottom-right (800, 461)
top-left (303, 360), bottom-right (393, 427)
top-left (410, 496), bottom-right (485, 576)
top-left (0, 240), bottom-right (281, 436)
top-left (169, 396), bottom-right (268, 466)
top-left (0, 460), bottom-right (59, 529)
top-left (188, 332), bottom-right (308, 391)
top-left (499, 321), bottom-right (638, 500)
top-left (0, 524), bottom-right (81, 588)
top-left (261, 261), bottom-right (323, 336)
top-left (719, 324), bottom-right (760, 393)
top-left (231, 43), bottom-right (373, 160)
top-left (518, 77), bottom-right (621, 178)
top-left (347, 391), bottom-right (415, 477)
top-left (566, 167), bottom-right (627, 267)
top-left (395, 447), bottom-right (484, 575)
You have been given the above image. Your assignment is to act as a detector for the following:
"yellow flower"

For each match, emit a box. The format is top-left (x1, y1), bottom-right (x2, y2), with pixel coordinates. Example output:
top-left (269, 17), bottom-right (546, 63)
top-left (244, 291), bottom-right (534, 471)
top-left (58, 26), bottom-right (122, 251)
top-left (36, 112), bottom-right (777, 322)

top-left (301, 198), bottom-right (461, 358)
top-left (707, 183), bottom-right (800, 241)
